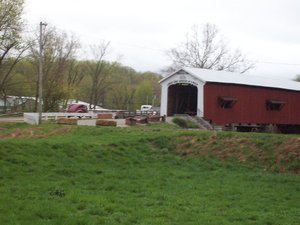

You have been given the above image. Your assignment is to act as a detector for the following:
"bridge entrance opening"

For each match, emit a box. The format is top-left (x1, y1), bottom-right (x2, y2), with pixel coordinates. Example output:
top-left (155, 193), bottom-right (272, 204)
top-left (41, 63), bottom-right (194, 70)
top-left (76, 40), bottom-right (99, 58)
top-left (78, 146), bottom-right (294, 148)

top-left (167, 84), bottom-right (197, 116)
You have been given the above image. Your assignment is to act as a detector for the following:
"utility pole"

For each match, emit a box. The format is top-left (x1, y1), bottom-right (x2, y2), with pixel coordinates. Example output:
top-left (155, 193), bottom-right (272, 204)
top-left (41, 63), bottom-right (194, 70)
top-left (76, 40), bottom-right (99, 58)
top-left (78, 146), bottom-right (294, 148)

top-left (38, 22), bottom-right (47, 125)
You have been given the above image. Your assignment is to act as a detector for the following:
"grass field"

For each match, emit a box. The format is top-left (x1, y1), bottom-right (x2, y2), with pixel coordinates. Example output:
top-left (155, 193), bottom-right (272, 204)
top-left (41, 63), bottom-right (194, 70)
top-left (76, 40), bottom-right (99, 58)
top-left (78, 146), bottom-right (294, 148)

top-left (0, 122), bottom-right (299, 225)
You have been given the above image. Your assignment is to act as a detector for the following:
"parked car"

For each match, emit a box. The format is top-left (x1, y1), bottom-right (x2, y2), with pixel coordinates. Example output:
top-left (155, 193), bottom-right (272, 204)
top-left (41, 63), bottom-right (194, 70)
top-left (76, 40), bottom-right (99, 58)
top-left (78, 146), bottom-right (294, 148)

top-left (140, 105), bottom-right (153, 111)
top-left (66, 104), bottom-right (88, 113)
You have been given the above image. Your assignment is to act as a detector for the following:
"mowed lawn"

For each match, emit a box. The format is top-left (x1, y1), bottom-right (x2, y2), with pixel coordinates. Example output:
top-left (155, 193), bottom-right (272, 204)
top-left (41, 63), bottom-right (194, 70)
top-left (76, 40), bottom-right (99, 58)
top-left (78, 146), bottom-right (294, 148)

top-left (0, 123), bottom-right (299, 225)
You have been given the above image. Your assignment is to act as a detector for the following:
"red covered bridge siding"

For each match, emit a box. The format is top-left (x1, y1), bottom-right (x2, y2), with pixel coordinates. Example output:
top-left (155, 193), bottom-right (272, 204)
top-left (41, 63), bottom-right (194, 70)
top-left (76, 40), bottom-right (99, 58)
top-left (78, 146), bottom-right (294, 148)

top-left (160, 67), bottom-right (300, 132)
top-left (204, 83), bottom-right (300, 125)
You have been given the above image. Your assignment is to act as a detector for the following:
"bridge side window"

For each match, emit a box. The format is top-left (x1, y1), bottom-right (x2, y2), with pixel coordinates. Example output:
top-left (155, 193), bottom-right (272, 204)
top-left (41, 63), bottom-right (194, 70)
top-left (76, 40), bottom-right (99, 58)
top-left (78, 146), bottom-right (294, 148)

top-left (218, 96), bottom-right (237, 109)
top-left (266, 100), bottom-right (285, 111)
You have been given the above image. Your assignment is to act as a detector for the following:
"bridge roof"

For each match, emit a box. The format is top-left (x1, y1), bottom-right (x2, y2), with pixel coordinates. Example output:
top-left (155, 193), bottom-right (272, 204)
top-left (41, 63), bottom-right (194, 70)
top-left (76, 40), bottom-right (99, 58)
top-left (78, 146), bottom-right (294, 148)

top-left (160, 67), bottom-right (300, 91)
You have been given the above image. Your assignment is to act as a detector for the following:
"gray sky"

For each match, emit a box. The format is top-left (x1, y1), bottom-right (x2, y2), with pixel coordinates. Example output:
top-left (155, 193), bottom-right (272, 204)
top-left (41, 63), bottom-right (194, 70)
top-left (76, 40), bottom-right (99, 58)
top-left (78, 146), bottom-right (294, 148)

top-left (24, 0), bottom-right (300, 79)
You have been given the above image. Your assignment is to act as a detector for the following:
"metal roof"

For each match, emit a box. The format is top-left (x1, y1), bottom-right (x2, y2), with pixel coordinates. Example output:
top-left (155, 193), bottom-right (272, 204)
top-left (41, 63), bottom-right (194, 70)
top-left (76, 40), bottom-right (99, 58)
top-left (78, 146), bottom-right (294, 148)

top-left (160, 67), bottom-right (300, 92)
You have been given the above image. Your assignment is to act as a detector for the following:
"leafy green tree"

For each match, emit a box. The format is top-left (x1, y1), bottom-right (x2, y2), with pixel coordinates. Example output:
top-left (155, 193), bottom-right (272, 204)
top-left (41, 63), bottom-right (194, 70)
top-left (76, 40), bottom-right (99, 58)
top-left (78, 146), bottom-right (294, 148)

top-left (0, 0), bottom-right (26, 112)
top-left (103, 66), bottom-right (161, 110)
top-left (140, 71), bottom-right (161, 106)
top-left (134, 80), bottom-right (154, 109)
top-left (106, 66), bottom-right (138, 110)
top-left (4, 59), bottom-right (36, 97)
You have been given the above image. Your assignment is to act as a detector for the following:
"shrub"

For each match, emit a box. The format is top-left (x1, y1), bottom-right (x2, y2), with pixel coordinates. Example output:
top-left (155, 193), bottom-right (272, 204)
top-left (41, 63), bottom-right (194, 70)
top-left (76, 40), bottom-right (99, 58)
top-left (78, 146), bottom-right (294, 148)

top-left (172, 117), bottom-right (199, 128)
top-left (172, 117), bottom-right (188, 128)
top-left (96, 120), bottom-right (117, 127)
top-left (186, 120), bottom-right (199, 128)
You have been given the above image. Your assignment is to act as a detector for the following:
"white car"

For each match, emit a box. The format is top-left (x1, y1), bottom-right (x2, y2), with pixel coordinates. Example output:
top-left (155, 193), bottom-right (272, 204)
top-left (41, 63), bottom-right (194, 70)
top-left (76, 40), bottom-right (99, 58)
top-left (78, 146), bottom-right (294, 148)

top-left (140, 105), bottom-right (153, 111)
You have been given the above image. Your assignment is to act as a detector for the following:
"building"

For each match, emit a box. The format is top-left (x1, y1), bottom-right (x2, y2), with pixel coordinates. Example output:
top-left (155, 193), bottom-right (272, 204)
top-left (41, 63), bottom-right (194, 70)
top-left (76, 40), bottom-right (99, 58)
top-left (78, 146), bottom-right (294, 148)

top-left (159, 67), bottom-right (300, 132)
top-left (0, 96), bottom-right (35, 113)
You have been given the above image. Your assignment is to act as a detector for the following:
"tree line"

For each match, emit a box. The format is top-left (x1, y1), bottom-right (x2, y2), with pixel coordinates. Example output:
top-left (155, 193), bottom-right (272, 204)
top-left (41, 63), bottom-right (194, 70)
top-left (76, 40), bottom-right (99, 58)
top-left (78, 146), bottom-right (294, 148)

top-left (1, 0), bottom-right (257, 113)
top-left (0, 0), bottom-right (161, 112)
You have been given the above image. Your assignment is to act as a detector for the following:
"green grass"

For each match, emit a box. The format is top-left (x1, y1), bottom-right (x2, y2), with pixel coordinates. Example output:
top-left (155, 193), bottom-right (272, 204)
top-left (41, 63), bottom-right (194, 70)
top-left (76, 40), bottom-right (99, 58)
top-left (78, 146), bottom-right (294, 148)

top-left (0, 123), bottom-right (299, 225)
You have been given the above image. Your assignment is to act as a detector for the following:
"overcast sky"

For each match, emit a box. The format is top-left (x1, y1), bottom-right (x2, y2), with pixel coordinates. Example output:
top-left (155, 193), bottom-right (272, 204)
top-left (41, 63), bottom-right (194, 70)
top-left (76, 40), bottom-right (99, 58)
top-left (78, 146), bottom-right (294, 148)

top-left (24, 0), bottom-right (300, 79)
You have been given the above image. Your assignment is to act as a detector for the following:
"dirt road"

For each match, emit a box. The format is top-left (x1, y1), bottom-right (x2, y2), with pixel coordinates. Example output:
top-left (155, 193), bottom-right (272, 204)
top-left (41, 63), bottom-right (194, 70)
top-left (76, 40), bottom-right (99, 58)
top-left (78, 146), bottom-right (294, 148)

top-left (0, 117), bottom-right (24, 123)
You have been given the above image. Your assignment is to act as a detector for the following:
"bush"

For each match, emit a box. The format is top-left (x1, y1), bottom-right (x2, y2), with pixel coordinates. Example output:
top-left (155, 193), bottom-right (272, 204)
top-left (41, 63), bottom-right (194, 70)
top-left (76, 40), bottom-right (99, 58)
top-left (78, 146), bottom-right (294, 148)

top-left (186, 120), bottom-right (199, 128)
top-left (172, 117), bottom-right (188, 128)
top-left (96, 120), bottom-right (117, 127)
top-left (172, 117), bottom-right (199, 128)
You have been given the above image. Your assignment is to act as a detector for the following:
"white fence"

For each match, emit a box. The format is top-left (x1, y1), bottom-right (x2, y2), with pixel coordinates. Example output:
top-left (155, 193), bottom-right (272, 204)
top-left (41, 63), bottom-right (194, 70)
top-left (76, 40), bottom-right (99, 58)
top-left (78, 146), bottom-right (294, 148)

top-left (24, 112), bottom-right (97, 125)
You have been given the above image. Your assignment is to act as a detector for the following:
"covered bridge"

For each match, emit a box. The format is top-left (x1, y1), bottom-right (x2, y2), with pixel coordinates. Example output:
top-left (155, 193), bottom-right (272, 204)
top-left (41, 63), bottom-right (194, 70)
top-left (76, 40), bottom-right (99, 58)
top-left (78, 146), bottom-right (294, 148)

top-left (159, 67), bottom-right (300, 132)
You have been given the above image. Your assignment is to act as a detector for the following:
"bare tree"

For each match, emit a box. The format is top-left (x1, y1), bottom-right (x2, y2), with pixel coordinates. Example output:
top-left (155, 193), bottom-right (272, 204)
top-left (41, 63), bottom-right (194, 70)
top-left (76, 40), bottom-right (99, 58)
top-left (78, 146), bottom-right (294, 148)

top-left (168, 24), bottom-right (254, 73)
top-left (30, 24), bottom-right (80, 111)
top-left (62, 60), bottom-right (87, 108)
top-left (294, 74), bottom-right (300, 82)
top-left (88, 42), bottom-right (119, 109)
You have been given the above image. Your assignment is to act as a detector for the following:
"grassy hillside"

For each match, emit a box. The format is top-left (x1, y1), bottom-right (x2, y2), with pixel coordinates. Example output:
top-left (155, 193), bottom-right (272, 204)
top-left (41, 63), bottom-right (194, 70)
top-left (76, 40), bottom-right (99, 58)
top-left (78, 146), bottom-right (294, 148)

top-left (0, 123), bottom-right (299, 225)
